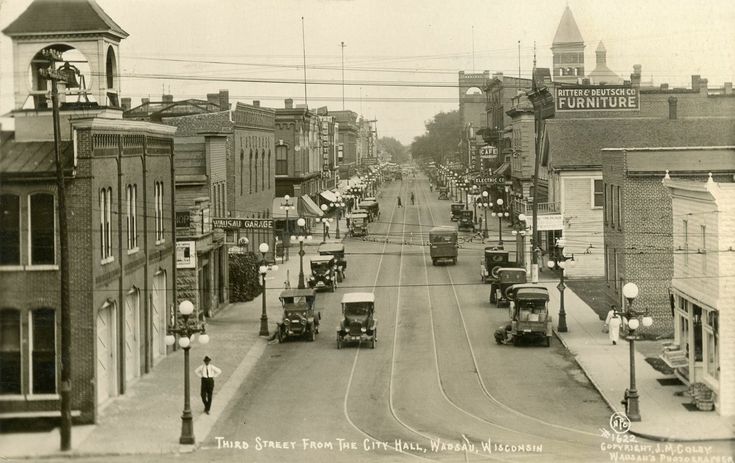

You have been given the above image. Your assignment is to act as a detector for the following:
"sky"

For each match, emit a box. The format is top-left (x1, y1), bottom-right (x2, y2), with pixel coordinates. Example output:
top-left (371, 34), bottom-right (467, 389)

top-left (1, 0), bottom-right (734, 145)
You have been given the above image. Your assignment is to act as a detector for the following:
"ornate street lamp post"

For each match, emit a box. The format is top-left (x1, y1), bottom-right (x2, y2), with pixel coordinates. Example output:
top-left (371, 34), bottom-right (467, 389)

top-left (620, 282), bottom-right (653, 422)
top-left (291, 217), bottom-right (312, 289)
top-left (332, 192), bottom-right (345, 239)
top-left (480, 190), bottom-right (490, 238)
top-left (471, 185), bottom-right (479, 223)
top-left (165, 300), bottom-right (210, 445)
top-left (258, 243), bottom-right (278, 336)
top-left (492, 198), bottom-right (509, 245)
top-left (547, 237), bottom-right (575, 333)
top-left (280, 195), bottom-right (295, 261)
top-left (511, 213), bottom-right (529, 265)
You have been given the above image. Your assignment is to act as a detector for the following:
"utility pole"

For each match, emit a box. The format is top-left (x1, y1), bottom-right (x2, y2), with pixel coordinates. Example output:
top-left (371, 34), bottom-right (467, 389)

top-left (39, 48), bottom-right (73, 452)
top-left (340, 41), bottom-right (346, 110)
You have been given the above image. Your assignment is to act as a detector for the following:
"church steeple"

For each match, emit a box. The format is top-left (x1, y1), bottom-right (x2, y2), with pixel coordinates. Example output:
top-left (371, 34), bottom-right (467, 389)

top-left (551, 6), bottom-right (585, 83)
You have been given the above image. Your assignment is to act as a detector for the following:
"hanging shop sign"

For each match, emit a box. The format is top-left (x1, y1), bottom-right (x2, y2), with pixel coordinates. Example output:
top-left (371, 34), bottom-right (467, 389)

top-left (555, 86), bottom-right (640, 111)
top-left (212, 218), bottom-right (274, 230)
top-left (537, 214), bottom-right (563, 231)
top-left (479, 145), bottom-right (498, 159)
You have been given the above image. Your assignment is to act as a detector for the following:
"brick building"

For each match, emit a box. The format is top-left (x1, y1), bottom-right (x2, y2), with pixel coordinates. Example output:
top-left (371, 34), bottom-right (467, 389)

top-left (329, 110), bottom-right (359, 172)
top-left (663, 178), bottom-right (735, 415)
top-left (602, 145), bottom-right (735, 337)
top-left (0, 0), bottom-right (178, 423)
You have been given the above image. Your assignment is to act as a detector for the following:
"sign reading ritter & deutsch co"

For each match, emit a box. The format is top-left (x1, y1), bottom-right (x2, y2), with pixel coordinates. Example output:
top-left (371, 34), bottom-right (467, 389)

top-left (555, 86), bottom-right (640, 111)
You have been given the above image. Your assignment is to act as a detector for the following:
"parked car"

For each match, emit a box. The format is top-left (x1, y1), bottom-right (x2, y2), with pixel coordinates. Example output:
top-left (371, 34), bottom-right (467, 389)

top-left (359, 199), bottom-right (380, 221)
top-left (457, 210), bottom-right (475, 232)
top-left (308, 255), bottom-right (338, 292)
top-left (337, 292), bottom-right (377, 349)
top-left (498, 284), bottom-right (552, 347)
top-left (489, 267), bottom-right (527, 306)
top-left (350, 213), bottom-right (369, 237)
top-left (318, 242), bottom-right (346, 281)
top-left (276, 288), bottom-right (320, 342)
top-left (429, 226), bottom-right (458, 265)
top-left (480, 248), bottom-right (516, 283)
top-left (450, 202), bottom-right (464, 221)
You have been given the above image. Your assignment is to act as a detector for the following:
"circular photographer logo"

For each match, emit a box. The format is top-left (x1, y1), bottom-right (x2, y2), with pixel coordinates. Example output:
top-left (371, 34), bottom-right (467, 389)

top-left (609, 412), bottom-right (631, 434)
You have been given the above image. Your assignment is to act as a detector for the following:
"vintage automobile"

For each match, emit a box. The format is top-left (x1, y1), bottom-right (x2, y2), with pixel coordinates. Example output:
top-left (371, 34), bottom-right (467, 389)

top-left (480, 248), bottom-right (516, 283)
top-left (276, 288), bottom-right (320, 342)
top-left (450, 203), bottom-right (464, 221)
top-left (351, 207), bottom-right (370, 221)
top-left (457, 210), bottom-right (475, 232)
top-left (429, 226), bottom-right (458, 265)
top-left (350, 213), bottom-right (369, 237)
top-left (318, 242), bottom-right (346, 281)
top-left (337, 292), bottom-right (377, 349)
top-left (359, 199), bottom-right (380, 221)
top-left (438, 186), bottom-right (449, 200)
top-left (308, 255), bottom-right (338, 292)
top-left (489, 267), bottom-right (527, 306)
top-left (494, 284), bottom-right (552, 347)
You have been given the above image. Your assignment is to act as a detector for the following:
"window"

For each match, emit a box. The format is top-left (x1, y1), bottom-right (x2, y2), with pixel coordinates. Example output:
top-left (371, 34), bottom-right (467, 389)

top-left (29, 193), bottom-right (55, 265)
top-left (610, 185), bottom-right (615, 228)
top-left (126, 184), bottom-right (137, 250)
top-left (268, 150), bottom-right (272, 188)
top-left (31, 309), bottom-right (56, 394)
top-left (261, 149), bottom-right (265, 191)
top-left (704, 310), bottom-right (718, 380)
top-left (155, 182), bottom-right (164, 243)
top-left (240, 149), bottom-right (244, 196)
top-left (0, 194), bottom-right (21, 265)
top-left (249, 150), bottom-right (253, 194)
top-left (615, 186), bottom-right (621, 229)
top-left (276, 145), bottom-right (288, 175)
top-left (0, 309), bottom-right (21, 394)
top-left (593, 179), bottom-right (603, 208)
top-left (254, 150), bottom-right (259, 193)
top-left (100, 187), bottom-right (112, 261)
top-left (602, 183), bottom-right (608, 224)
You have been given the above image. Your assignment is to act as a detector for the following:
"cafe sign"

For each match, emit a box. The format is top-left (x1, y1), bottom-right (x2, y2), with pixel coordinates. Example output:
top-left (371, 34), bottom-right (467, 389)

top-left (555, 86), bottom-right (639, 111)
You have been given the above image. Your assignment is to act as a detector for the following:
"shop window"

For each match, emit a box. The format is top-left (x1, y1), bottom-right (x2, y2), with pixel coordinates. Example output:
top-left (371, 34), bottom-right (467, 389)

top-left (704, 311), bottom-right (718, 380)
top-left (0, 194), bottom-right (21, 265)
top-left (31, 309), bottom-right (56, 394)
top-left (0, 309), bottom-right (21, 394)
top-left (692, 305), bottom-right (703, 362)
top-left (29, 193), bottom-right (55, 265)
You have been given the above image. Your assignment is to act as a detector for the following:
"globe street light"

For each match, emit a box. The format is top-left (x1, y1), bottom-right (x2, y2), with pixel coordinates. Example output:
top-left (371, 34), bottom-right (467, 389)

top-left (620, 282), bottom-right (653, 422)
top-left (480, 190), bottom-right (490, 238)
top-left (547, 237), bottom-right (575, 333)
top-left (280, 195), bottom-right (295, 261)
top-left (165, 300), bottom-right (210, 445)
top-left (511, 213), bottom-right (529, 265)
top-left (258, 243), bottom-right (278, 336)
top-left (493, 198), bottom-right (509, 245)
top-left (471, 185), bottom-right (480, 223)
top-left (291, 217), bottom-right (312, 289)
top-left (332, 193), bottom-right (346, 239)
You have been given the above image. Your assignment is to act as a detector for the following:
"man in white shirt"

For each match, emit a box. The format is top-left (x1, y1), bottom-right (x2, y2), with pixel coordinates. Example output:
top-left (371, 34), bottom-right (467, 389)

top-left (194, 356), bottom-right (222, 414)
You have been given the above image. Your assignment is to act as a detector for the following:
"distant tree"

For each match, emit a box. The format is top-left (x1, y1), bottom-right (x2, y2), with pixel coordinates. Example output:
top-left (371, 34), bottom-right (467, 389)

top-left (410, 110), bottom-right (461, 164)
top-left (378, 136), bottom-right (409, 164)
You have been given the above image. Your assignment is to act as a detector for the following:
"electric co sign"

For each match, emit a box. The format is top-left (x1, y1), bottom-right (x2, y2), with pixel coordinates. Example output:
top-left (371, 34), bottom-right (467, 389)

top-left (555, 86), bottom-right (639, 111)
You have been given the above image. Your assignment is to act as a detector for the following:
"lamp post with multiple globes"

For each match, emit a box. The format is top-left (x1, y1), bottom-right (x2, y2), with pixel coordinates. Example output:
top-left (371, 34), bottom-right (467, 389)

top-left (620, 282), bottom-right (653, 422)
top-left (546, 237), bottom-right (575, 333)
top-left (165, 300), bottom-right (210, 445)
top-left (318, 204), bottom-right (333, 243)
top-left (279, 195), bottom-right (295, 261)
top-left (291, 217), bottom-right (312, 289)
top-left (258, 243), bottom-right (278, 336)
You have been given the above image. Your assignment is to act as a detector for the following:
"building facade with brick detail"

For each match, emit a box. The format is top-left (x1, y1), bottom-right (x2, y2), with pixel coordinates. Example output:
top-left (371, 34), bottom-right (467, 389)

top-left (663, 178), bottom-right (735, 416)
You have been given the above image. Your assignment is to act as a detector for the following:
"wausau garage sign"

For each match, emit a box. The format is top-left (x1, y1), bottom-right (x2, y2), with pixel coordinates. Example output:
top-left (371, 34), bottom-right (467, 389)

top-left (555, 86), bottom-right (640, 111)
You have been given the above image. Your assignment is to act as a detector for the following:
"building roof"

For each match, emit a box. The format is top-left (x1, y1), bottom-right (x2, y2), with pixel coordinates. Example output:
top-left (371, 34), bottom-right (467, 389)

top-left (552, 6), bottom-right (584, 45)
top-left (2, 0), bottom-right (128, 38)
top-left (0, 131), bottom-right (73, 177)
top-left (545, 118), bottom-right (735, 169)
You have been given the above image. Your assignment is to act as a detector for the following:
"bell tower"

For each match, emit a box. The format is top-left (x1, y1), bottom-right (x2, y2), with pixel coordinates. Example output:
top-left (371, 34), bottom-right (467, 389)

top-left (551, 6), bottom-right (585, 83)
top-left (3, 0), bottom-right (128, 110)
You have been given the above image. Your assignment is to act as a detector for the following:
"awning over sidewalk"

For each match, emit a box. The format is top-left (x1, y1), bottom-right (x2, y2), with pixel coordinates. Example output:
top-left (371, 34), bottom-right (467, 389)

top-left (320, 189), bottom-right (338, 204)
top-left (299, 195), bottom-right (324, 218)
top-left (493, 162), bottom-right (510, 176)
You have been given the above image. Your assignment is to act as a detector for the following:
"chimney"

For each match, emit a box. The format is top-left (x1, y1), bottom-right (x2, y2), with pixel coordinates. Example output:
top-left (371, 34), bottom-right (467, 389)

top-left (725, 82), bottom-right (733, 95)
top-left (668, 96), bottom-right (678, 120)
top-left (285, 98), bottom-right (293, 109)
top-left (691, 75), bottom-right (701, 91)
top-left (252, 100), bottom-right (260, 108)
top-left (218, 89), bottom-right (229, 110)
top-left (207, 93), bottom-right (219, 107)
top-left (121, 97), bottom-right (131, 111)
top-left (630, 64), bottom-right (641, 88)
top-left (142, 97), bottom-right (150, 105)
top-left (660, 83), bottom-right (669, 91)
top-left (699, 78), bottom-right (708, 94)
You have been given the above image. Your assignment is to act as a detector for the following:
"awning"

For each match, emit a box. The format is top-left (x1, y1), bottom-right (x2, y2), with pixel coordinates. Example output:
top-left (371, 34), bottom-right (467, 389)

top-left (320, 189), bottom-right (338, 203)
top-left (300, 195), bottom-right (324, 218)
top-left (493, 162), bottom-right (510, 176)
top-left (272, 197), bottom-right (298, 219)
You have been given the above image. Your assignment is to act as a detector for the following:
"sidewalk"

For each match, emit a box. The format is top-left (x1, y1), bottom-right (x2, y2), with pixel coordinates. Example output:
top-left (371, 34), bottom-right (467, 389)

top-left (542, 278), bottom-right (735, 441)
top-left (0, 229), bottom-right (339, 460)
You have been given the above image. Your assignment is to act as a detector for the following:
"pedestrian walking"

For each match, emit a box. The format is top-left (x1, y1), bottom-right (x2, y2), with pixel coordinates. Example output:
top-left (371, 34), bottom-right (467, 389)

top-left (324, 220), bottom-right (331, 239)
top-left (410, 192), bottom-right (415, 205)
top-left (397, 196), bottom-right (402, 207)
top-left (194, 355), bottom-right (222, 414)
top-left (605, 305), bottom-right (623, 345)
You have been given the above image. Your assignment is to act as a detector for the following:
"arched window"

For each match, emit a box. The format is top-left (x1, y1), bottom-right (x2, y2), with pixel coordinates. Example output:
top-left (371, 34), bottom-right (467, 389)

top-left (261, 149), bottom-right (265, 190)
top-left (249, 150), bottom-right (253, 194)
top-left (268, 150), bottom-right (272, 188)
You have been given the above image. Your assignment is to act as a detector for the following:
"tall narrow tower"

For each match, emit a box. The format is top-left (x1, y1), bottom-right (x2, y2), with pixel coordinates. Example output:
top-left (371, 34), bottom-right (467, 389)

top-left (551, 6), bottom-right (585, 83)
